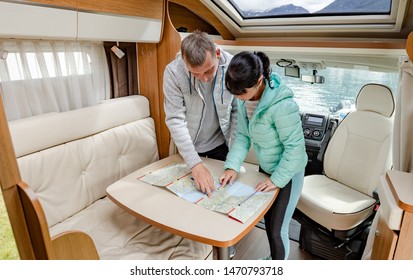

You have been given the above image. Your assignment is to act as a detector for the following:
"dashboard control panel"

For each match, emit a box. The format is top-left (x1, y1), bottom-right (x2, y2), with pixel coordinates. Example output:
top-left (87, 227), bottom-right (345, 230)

top-left (300, 112), bottom-right (339, 175)
top-left (301, 113), bottom-right (328, 142)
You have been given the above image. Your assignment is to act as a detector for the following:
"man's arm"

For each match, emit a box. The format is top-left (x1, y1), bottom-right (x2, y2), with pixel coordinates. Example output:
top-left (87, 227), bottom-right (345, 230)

top-left (163, 65), bottom-right (202, 169)
top-left (163, 65), bottom-right (216, 196)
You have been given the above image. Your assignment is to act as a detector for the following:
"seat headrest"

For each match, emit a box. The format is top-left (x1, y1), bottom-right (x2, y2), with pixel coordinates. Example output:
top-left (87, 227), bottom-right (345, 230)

top-left (355, 83), bottom-right (394, 117)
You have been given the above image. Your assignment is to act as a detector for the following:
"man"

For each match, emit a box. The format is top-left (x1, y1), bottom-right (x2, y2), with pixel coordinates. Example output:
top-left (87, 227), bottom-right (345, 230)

top-left (163, 30), bottom-right (237, 197)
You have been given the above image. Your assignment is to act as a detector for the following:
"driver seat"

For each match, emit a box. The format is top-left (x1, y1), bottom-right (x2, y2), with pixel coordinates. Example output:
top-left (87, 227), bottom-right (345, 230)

top-left (295, 83), bottom-right (395, 259)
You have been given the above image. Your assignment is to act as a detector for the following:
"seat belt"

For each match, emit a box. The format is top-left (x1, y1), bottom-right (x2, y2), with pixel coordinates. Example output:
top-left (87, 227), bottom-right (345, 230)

top-left (317, 120), bottom-right (337, 162)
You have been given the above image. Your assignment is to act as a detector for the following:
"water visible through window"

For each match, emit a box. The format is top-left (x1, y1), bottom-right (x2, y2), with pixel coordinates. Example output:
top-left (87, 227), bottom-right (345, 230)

top-left (272, 65), bottom-right (398, 115)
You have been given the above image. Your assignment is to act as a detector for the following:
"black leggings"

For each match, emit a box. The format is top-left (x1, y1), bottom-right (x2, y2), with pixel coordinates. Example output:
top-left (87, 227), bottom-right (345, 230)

top-left (198, 142), bottom-right (228, 161)
top-left (260, 167), bottom-right (293, 260)
top-left (264, 181), bottom-right (292, 260)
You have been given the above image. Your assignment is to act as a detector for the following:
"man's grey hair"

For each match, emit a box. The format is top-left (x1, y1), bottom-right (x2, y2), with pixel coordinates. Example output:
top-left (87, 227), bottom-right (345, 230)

top-left (181, 30), bottom-right (216, 68)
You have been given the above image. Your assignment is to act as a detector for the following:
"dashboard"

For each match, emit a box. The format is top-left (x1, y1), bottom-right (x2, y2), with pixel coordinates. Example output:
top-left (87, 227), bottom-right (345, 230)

top-left (302, 113), bottom-right (328, 147)
top-left (300, 112), bottom-right (338, 175)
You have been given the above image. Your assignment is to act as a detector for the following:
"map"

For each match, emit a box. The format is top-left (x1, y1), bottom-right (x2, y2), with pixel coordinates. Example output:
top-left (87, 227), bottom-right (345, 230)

top-left (137, 162), bottom-right (190, 187)
top-left (138, 162), bottom-right (273, 223)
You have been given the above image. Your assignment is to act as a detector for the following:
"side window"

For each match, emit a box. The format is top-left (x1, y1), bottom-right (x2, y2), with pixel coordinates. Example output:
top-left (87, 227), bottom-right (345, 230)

top-left (0, 40), bottom-right (110, 121)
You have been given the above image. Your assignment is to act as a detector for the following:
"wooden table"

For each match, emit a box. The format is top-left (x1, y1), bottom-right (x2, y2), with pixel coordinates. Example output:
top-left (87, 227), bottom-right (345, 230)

top-left (106, 154), bottom-right (278, 259)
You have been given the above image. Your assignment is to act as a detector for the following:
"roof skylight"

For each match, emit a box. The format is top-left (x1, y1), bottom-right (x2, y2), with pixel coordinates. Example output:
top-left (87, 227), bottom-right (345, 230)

top-left (204, 0), bottom-right (407, 34)
top-left (229, 0), bottom-right (392, 19)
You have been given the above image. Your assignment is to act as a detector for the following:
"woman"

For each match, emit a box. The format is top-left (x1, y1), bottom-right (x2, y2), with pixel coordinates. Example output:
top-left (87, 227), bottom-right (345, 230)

top-left (219, 51), bottom-right (307, 260)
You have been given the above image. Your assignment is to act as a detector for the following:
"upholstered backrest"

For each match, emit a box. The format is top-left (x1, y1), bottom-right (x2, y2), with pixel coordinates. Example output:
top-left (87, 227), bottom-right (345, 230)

top-left (323, 84), bottom-right (394, 196)
top-left (9, 95), bottom-right (159, 227)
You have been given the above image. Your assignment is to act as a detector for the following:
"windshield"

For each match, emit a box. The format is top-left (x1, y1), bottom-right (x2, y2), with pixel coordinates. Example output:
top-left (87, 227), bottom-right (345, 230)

top-left (272, 66), bottom-right (399, 116)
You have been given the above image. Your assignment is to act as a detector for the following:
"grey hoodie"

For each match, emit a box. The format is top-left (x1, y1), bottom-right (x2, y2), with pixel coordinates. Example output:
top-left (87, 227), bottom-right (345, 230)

top-left (163, 48), bottom-right (237, 169)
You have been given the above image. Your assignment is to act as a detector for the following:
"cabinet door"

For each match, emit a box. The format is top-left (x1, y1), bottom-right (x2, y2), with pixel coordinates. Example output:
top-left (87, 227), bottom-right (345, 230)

top-left (371, 212), bottom-right (398, 259)
top-left (394, 212), bottom-right (413, 259)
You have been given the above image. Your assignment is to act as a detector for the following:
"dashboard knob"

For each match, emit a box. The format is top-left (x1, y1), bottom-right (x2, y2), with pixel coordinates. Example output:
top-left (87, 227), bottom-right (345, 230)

top-left (304, 128), bottom-right (311, 137)
top-left (312, 130), bottom-right (320, 137)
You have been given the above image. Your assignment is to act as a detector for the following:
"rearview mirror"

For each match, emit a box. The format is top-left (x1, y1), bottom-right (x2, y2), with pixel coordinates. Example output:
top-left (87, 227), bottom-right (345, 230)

top-left (301, 75), bottom-right (325, 84)
top-left (301, 70), bottom-right (325, 84)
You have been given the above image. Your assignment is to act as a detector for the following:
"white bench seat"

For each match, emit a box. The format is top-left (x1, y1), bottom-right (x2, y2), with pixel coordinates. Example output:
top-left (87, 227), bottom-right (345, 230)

top-left (10, 95), bottom-right (212, 260)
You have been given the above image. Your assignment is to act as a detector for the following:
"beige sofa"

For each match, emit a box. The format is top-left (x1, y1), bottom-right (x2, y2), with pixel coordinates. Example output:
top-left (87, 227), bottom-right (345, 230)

top-left (9, 95), bottom-right (212, 260)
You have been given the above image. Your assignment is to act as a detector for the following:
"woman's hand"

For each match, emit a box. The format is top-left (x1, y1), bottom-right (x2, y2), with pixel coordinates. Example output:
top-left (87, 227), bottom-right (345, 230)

top-left (255, 180), bottom-right (277, 192)
top-left (219, 169), bottom-right (238, 188)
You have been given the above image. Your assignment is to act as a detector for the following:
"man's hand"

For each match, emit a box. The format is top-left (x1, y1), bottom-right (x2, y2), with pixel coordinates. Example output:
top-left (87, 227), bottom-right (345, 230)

top-left (219, 169), bottom-right (237, 188)
top-left (191, 163), bottom-right (217, 197)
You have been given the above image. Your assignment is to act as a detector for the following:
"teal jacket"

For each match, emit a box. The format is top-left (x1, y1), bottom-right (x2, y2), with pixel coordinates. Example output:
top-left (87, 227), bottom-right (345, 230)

top-left (224, 73), bottom-right (307, 188)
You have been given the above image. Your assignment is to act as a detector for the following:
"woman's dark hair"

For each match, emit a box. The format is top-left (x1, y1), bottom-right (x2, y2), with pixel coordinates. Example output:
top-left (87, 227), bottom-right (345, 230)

top-left (225, 51), bottom-right (273, 95)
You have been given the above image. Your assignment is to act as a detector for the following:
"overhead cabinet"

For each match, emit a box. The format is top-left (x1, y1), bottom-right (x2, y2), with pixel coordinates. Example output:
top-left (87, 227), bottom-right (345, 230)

top-left (0, 1), bottom-right (163, 42)
top-left (0, 1), bottom-right (77, 39)
top-left (77, 12), bottom-right (162, 43)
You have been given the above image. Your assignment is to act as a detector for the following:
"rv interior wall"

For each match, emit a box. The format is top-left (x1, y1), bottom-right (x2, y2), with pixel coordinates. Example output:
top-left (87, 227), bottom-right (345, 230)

top-left (392, 32), bottom-right (413, 173)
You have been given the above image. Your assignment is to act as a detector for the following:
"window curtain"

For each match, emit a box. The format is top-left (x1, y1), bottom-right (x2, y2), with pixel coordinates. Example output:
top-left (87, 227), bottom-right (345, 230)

top-left (0, 40), bottom-right (110, 121)
top-left (103, 42), bottom-right (139, 98)
top-left (392, 59), bottom-right (413, 172)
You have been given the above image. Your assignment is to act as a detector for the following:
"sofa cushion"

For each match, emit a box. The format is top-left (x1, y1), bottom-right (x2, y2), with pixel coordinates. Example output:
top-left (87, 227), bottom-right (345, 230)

top-left (10, 95), bottom-right (151, 158)
top-left (17, 118), bottom-right (158, 227)
top-left (49, 197), bottom-right (212, 260)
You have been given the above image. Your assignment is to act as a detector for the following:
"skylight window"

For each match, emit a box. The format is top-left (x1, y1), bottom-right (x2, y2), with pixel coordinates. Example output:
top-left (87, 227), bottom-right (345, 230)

top-left (228, 0), bottom-right (392, 19)
top-left (204, 0), bottom-right (407, 34)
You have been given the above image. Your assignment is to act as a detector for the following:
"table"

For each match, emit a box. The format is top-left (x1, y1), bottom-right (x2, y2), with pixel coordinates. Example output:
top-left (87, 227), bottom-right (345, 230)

top-left (106, 154), bottom-right (278, 259)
